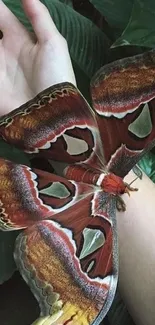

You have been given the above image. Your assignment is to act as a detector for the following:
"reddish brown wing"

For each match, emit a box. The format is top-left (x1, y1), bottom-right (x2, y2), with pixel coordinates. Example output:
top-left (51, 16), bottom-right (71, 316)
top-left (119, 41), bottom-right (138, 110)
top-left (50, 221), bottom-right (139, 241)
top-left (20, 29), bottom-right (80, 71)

top-left (0, 156), bottom-right (116, 279)
top-left (14, 191), bottom-right (117, 325)
top-left (91, 49), bottom-right (155, 177)
top-left (0, 157), bottom-right (83, 230)
top-left (0, 156), bottom-right (117, 324)
top-left (0, 83), bottom-right (104, 171)
top-left (1, 51), bottom-right (155, 178)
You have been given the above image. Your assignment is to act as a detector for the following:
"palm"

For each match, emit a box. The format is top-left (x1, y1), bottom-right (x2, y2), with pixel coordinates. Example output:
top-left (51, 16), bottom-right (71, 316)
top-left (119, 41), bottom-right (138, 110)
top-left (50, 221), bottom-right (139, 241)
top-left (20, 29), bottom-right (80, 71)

top-left (0, 0), bottom-right (76, 116)
top-left (0, 37), bottom-right (35, 114)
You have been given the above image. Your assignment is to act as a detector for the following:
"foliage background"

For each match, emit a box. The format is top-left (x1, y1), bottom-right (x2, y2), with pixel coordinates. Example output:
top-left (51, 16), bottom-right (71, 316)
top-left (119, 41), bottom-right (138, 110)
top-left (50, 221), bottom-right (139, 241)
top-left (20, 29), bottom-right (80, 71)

top-left (0, 0), bottom-right (155, 324)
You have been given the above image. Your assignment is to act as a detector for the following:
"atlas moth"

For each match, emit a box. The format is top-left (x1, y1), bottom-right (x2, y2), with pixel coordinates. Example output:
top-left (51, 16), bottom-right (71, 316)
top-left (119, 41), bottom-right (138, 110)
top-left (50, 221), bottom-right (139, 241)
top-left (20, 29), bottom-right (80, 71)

top-left (0, 49), bottom-right (155, 325)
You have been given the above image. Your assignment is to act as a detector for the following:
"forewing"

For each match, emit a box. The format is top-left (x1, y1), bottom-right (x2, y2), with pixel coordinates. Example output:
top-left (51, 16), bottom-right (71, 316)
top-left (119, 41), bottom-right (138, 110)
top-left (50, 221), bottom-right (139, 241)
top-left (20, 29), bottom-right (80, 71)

top-left (91, 49), bottom-right (155, 177)
top-left (0, 157), bottom-right (90, 230)
top-left (0, 82), bottom-right (104, 171)
top-left (14, 191), bottom-right (117, 325)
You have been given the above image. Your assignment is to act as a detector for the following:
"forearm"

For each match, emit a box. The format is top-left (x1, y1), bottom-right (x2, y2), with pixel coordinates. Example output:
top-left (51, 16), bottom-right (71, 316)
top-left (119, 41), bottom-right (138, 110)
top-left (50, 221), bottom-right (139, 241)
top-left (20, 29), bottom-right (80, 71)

top-left (117, 169), bottom-right (155, 325)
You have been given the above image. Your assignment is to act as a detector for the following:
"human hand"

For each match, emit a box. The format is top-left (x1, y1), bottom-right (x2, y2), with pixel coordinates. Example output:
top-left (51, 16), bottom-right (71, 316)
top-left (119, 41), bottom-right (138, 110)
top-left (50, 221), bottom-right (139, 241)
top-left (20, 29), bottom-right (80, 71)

top-left (0, 0), bottom-right (76, 116)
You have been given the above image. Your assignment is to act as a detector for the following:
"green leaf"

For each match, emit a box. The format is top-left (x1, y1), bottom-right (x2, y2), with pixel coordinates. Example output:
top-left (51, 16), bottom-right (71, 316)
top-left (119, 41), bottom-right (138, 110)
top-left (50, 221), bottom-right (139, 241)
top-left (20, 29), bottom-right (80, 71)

top-left (89, 0), bottom-right (133, 33)
top-left (138, 152), bottom-right (155, 182)
top-left (0, 140), bottom-right (30, 165)
top-left (4, 0), bottom-right (110, 78)
top-left (0, 231), bottom-right (20, 284)
top-left (112, 0), bottom-right (155, 48)
top-left (72, 60), bottom-right (91, 103)
top-left (59, 0), bottom-right (73, 7)
top-left (0, 143), bottom-right (30, 285)
top-left (0, 140), bottom-right (29, 284)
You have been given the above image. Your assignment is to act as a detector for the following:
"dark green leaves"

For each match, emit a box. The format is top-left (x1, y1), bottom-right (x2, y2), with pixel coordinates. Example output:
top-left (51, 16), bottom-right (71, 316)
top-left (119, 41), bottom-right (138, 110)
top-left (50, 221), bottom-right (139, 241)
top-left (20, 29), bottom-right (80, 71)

top-left (59, 0), bottom-right (73, 6)
top-left (138, 152), bottom-right (155, 182)
top-left (0, 231), bottom-right (20, 284)
top-left (0, 140), bottom-right (30, 165)
top-left (0, 140), bottom-right (29, 284)
top-left (113, 0), bottom-right (155, 48)
top-left (89, 0), bottom-right (155, 48)
top-left (89, 0), bottom-right (133, 32)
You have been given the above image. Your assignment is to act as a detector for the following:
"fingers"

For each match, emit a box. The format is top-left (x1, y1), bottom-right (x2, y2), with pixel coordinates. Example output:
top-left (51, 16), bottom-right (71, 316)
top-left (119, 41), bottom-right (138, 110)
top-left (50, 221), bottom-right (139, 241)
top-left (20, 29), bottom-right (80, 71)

top-left (22, 0), bottom-right (61, 43)
top-left (0, 0), bottom-right (60, 44)
top-left (0, 0), bottom-right (27, 37)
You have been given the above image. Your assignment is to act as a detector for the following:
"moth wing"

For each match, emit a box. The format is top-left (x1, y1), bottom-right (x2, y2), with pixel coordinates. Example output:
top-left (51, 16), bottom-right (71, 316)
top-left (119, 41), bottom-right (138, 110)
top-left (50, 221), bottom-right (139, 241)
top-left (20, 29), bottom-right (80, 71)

top-left (14, 191), bottom-right (117, 325)
top-left (0, 157), bottom-right (89, 230)
top-left (0, 83), bottom-right (105, 172)
top-left (91, 49), bottom-right (155, 177)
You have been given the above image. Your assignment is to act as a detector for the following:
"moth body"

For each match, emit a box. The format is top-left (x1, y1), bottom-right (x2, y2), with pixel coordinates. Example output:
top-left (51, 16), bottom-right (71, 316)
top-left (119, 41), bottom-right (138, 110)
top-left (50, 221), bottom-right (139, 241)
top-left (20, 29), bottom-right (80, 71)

top-left (65, 164), bottom-right (126, 195)
top-left (101, 173), bottom-right (126, 195)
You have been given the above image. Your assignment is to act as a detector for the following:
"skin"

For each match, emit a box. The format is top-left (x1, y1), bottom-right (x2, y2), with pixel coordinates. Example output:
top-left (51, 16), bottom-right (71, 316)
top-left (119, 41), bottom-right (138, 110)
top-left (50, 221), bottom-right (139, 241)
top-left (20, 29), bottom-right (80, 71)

top-left (118, 170), bottom-right (155, 325)
top-left (0, 0), bottom-right (76, 115)
top-left (0, 1), bottom-right (155, 325)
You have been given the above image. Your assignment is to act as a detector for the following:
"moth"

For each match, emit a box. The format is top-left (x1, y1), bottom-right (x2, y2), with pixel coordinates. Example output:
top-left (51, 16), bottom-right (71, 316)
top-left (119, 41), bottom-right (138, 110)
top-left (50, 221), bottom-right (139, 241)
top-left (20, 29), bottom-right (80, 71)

top-left (0, 49), bottom-right (155, 325)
